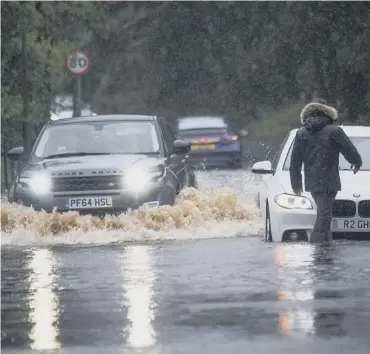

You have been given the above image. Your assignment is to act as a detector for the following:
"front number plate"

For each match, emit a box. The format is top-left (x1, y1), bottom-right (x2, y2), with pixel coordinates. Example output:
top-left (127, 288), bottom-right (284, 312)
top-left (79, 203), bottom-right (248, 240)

top-left (331, 219), bottom-right (370, 231)
top-left (65, 197), bottom-right (113, 209)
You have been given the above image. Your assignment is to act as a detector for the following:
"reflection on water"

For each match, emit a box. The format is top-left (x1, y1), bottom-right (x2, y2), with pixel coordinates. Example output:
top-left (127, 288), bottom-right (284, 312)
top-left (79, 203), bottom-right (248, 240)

top-left (276, 244), bottom-right (315, 336)
top-left (27, 248), bottom-right (61, 350)
top-left (121, 245), bottom-right (157, 348)
top-left (311, 244), bottom-right (345, 338)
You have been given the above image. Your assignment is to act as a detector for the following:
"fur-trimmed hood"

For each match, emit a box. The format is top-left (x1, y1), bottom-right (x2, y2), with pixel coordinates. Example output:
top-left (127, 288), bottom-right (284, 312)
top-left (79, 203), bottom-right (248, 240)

top-left (300, 102), bottom-right (338, 124)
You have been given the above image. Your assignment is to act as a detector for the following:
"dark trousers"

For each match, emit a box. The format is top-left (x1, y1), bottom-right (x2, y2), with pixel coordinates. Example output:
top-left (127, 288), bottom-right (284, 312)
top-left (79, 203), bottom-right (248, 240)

top-left (311, 192), bottom-right (337, 232)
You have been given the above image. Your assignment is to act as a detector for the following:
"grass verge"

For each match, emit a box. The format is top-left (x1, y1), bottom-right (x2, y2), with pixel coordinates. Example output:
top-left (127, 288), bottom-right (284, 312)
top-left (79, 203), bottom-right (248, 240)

top-left (247, 102), bottom-right (303, 140)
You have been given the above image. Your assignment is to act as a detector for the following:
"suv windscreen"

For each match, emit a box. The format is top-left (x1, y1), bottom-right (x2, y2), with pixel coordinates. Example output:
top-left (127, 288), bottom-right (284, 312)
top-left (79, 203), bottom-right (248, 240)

top-left (283, 136), bottom-right (370, 171)
top-left (31, 120), bottom-right (160, 161)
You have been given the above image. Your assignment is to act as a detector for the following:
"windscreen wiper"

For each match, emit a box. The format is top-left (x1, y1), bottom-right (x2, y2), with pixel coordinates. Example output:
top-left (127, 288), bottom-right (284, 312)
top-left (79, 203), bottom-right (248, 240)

top-left (43, 152), bottom-right (113, 159)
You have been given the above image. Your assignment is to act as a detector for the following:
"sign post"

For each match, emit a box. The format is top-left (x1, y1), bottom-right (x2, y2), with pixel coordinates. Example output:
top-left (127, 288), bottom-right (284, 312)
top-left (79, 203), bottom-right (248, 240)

top-left (65, 51), bottom-right (91, 117)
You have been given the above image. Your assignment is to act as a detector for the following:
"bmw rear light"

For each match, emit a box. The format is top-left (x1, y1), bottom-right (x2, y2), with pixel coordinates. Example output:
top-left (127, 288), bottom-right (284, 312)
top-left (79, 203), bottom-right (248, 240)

top-left (220, 135), bottom-right (239, 142)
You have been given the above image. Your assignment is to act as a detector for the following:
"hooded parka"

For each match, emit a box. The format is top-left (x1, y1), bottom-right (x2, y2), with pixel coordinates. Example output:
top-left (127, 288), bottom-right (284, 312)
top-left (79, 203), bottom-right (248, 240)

top-left (289, 102), bottom-right (362, 193)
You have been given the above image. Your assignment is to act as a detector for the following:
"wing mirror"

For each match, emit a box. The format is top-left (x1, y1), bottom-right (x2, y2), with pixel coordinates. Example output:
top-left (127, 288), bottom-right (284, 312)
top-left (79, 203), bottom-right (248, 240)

top-left (6, 146), bottom-right (26, 161)
top-left (173, 140), bottom-right (191, 154)
top-left (251, 160), bottom-right (274, 174)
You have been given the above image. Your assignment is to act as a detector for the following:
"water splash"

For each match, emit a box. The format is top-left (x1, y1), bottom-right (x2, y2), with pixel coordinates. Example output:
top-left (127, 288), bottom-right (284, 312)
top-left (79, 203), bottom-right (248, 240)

top-left (1, 187), bottom-right (263, 246)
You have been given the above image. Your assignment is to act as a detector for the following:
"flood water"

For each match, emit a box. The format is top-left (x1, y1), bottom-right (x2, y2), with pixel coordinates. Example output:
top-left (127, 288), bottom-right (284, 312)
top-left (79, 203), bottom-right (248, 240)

top-left (2, 170), bottom-right (370, 353)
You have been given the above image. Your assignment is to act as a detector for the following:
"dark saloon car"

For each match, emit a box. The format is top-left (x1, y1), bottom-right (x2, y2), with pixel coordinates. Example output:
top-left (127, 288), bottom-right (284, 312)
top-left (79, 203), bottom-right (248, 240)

top-left (7, 115), bottom-right (197, 215)
top-left (175, 116), bottom-right (243, 168)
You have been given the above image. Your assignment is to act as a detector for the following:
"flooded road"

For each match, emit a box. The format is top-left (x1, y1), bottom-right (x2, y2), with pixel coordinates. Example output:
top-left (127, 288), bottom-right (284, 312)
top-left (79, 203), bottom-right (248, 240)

top-left (2, 241), bottom-right (370, 353)
top-left (2, 170), bottom-right (370, 353)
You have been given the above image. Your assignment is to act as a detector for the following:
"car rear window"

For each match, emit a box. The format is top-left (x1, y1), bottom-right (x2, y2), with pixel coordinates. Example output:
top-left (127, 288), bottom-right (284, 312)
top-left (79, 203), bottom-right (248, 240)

top-left (177, 117), bottom-right (227, 130)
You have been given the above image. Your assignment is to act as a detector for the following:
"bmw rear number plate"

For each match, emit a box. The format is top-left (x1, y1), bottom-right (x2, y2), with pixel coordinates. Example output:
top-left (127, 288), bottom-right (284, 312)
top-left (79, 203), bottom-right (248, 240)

top-left (331, 219), bottom-right (370, 231)
top-left (65, 197), bottom-right (113, 209)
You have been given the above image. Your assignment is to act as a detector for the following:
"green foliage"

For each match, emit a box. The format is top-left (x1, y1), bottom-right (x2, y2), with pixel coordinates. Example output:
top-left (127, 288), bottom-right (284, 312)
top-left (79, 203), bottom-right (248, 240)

top-left (81, 1), bottom-right (370, 129)
top-left (247, 103), bottom-right (304, 140)
top-left (1, 1), bottom-right (91, 147)
top-left (2, 1), bottom-right (370, 149)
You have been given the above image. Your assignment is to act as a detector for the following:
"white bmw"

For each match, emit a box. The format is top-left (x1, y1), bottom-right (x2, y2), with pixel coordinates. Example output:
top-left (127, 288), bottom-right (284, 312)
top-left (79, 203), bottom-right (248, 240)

top-left (252, 125), bottom-right (370, 242)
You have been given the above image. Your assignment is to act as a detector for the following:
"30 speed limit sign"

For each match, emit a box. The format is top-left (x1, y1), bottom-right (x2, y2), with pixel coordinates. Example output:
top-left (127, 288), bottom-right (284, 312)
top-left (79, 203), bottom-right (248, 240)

top-left (66, 51), bottom-right (91, 76)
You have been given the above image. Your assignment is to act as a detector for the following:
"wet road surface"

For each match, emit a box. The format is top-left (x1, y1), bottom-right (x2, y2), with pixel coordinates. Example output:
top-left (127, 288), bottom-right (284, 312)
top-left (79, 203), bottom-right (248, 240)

top-left (2, 240), bottom-right (370, 353)
top-left (2, 170), bottom-right (370, 353)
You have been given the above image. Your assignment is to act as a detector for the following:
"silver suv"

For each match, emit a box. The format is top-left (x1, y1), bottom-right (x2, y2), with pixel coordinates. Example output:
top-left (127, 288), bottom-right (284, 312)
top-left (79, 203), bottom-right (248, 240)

top-left (7, 115), bottom-right (197, 216)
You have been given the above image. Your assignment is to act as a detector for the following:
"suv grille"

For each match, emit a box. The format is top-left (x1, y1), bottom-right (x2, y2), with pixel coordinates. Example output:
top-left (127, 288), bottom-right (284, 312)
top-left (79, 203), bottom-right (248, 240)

top-left (332, 200), bottom-right (356, 217)
top-left (51, 176), bottom-right (123, 192)
top-left (358, 200), bottom-right (370, 218)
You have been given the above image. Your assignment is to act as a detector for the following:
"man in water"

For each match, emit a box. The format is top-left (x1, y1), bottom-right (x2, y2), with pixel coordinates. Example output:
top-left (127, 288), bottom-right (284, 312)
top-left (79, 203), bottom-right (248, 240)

top-left (289, 101), bottom-right (362, 243)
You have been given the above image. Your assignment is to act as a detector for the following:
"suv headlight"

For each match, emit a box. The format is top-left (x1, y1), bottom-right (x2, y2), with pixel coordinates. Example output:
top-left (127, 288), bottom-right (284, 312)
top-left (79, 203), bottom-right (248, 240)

top-left (274, 193), bottom-right (313, 210)
top-left (19, 171), bottom-right (52, 195)
top-left (123, 166), bottom-right (165, 191)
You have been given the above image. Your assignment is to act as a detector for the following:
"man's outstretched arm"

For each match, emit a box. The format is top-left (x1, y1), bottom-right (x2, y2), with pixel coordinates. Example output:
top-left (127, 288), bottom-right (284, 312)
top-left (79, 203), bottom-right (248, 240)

top-left (332, 127), bottom-right (362, 172)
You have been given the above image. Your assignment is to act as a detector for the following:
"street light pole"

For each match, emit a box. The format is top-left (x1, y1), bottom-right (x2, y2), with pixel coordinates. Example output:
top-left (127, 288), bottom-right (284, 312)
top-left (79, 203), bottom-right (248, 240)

top-left (21, 29), bottom-right (32, 157)
top-left (73, 76), bottom-right (82, 117)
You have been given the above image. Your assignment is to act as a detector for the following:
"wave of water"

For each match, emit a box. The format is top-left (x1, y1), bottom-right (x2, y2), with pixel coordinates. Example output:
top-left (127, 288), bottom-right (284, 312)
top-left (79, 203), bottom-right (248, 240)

top-left (1, 171), bottom-right (263, 246)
